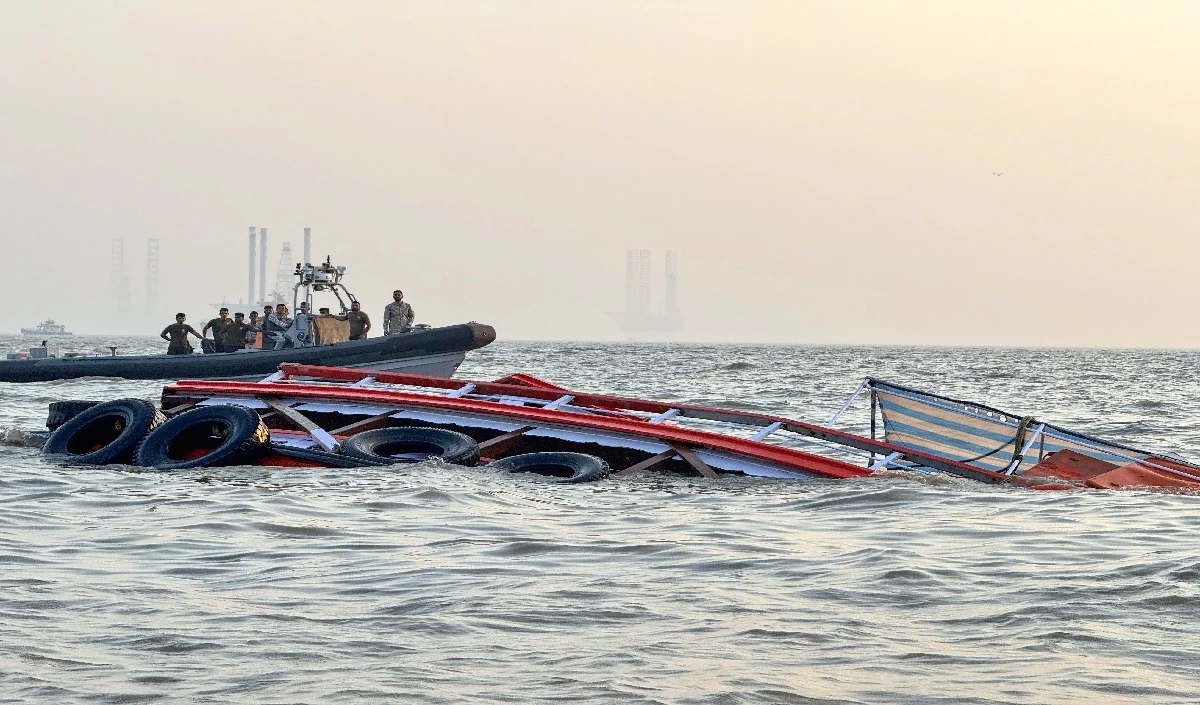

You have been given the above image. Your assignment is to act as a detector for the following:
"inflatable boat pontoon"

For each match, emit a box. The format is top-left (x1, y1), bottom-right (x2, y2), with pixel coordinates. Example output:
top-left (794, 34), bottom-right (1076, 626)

top-left (0, 323), bottom-right (495, 382)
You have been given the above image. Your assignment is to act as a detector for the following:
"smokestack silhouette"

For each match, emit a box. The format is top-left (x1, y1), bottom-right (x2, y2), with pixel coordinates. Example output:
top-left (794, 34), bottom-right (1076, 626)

top-left (258, 228), bottom-right (268, 304)
top-left (303, 227), bottom-right (311, 266)
top-left (248, 226), bottom-right (257, 305)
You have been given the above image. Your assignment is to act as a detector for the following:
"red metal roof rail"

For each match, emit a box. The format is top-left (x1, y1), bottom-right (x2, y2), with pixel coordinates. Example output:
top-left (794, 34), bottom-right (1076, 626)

top-left (215, 366), bottom-right (1013, 484)
top-left (164, 379), bottom-right (872, 479)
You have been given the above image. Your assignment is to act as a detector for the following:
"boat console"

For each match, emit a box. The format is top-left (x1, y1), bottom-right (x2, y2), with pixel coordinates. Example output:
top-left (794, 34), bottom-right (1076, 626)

top-left (260, 256), bottom-right (359, 350)
top-left (292, 256), bottom-right (356, 314)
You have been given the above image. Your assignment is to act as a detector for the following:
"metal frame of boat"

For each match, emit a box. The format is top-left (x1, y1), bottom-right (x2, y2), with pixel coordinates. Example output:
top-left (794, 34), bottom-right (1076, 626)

top-left (149, 365), bottom-right (1200, 490)
top-left (152, 364), bottom-right (1028, 483)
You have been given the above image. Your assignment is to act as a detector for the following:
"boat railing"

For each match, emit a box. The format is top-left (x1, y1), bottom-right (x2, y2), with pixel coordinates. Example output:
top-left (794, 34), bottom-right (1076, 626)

top-left (256, 363), bottom-right (1006, 483)
top-left (164, 364), bottom-right (1200, 488)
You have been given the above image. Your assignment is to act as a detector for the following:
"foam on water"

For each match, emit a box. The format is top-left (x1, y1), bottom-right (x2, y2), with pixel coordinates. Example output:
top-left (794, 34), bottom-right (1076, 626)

top-left (2, 338), bottom-right (1199, 703)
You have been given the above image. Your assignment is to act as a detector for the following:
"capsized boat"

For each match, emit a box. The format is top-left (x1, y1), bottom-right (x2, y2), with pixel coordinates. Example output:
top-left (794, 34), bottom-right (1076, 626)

top-left (38, 365), bottom-right (1200, 490)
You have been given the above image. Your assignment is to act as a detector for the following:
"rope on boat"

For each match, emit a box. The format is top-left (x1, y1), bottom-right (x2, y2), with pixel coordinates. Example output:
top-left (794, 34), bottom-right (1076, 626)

top-left (955, 415), bottom-right (1037, 464)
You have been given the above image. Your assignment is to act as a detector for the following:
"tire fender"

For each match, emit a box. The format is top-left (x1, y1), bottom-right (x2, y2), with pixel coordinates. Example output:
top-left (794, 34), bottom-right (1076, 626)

top-left (341, 427), bottom-right (479, 465)
top-left (133, 405), bottom-right (269, 470)
top-left (46, 400), bottom-right (103, 432)
top-left (43, 399), bottom-right (164, 465)
top-left (487, 452), bottom-right (610, 483)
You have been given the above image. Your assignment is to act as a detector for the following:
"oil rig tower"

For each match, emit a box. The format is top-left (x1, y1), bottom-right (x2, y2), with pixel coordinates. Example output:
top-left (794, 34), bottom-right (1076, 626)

top-left (145, 239), bottom-right (160, 314)
top-left (618, 249), bottom-right (683, 333)
top-left (111, 238), bottom-right (130, 317)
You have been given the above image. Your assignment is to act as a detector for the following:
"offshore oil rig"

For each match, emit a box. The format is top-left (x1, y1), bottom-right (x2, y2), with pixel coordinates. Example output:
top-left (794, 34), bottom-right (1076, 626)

top-left (618, 249), bottom-right (682, 333)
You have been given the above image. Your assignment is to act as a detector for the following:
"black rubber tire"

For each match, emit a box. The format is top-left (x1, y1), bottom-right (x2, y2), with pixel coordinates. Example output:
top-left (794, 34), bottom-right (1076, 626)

top-left (43, 399), bottom-right (164, 465)
top-left (46, 400), bottom-right (103, 432)
top-left (487, 452), bottom-right (610, 483)
top-left (267, 444), bottom-right (390, 468)
top-left (133, 405), bottom-right (269, 470)
top-left (341, 427), bottom-right (480, 465)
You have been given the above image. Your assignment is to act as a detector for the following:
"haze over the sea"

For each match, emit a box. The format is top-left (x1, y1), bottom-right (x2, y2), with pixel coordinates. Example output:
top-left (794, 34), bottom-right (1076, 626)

top-left (2, 2), bottom-right (1196, 346)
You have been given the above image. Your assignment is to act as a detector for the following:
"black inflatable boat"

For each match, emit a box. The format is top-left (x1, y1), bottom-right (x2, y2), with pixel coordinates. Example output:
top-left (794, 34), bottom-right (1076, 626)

top-left (0, 323), bottom-right (495, 383)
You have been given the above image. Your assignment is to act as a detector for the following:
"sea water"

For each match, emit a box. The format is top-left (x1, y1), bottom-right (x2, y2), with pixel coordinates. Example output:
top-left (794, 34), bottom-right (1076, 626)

top-left (1, 338), bottom-right (1198, 704)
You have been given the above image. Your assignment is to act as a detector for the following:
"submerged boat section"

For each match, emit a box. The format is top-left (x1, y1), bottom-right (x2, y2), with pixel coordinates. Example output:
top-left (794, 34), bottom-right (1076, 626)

top-left (161, 364), bottom-right (876, 480)
top-left (34, 363), bottom-right (1199, 492)
top-left (864, 378), bottom-right (1200, 491)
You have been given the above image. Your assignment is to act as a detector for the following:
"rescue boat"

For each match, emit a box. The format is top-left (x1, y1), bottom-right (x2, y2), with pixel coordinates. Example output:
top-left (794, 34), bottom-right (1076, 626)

top-left (1, 256), bottom-right (495, 382)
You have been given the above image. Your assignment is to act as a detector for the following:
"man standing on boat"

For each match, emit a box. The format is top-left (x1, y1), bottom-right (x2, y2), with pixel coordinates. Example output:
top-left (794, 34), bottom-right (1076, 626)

top-left (160, 313), bottom-right (202, 355)
top-left (382, 290), bottom-right (414, 335)
top-left (221, 312), bottom-right (251, 352)
top-left (203, 308), bottom-right (233, 353)
top-left (262, 304), bottom-right (293, 349)
top-left (338, 300), bottom-right (372, 340)
top-left (245, 310), bottom-right (262, 349)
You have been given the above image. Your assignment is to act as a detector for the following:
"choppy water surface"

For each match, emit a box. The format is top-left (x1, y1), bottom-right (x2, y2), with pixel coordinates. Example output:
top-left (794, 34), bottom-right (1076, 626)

top-left (2, 338), bottom-right (1199, 704)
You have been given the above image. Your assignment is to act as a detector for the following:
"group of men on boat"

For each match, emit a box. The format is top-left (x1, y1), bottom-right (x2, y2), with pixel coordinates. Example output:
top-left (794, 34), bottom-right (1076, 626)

top-left (160, 290), bottom-right (415, 355)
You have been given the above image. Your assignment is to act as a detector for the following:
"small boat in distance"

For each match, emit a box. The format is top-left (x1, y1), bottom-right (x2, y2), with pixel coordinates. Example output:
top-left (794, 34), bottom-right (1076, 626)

top-left (20, 320), bottom-right (72, 336)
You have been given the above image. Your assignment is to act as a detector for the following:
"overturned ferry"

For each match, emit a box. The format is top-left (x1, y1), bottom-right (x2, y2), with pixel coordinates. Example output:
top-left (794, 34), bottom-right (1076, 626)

top-left (38, 364), bottom-right (1200, 491)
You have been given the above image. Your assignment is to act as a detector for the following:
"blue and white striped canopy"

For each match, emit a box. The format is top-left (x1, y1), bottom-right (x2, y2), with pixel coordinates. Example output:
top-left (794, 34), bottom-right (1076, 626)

top-left (869, 380), bottom-right (1159, 474)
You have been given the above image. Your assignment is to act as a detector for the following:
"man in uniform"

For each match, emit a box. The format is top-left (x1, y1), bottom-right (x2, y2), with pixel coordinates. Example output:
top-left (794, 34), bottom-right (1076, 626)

top-left (382, 290), bottom-right (414, 335)
top-left (203, 308), bottom-right (233, 353)
top-left (160, 313), bottom-right (202, 355)
top-left (246, 310), bottom-right (261, 348)
top-left (222, 312), bottom-right (251, 352)
top-left (262, 304), bottom-right (293, 349)
top-left (337, 300), bottom-right (372, 340)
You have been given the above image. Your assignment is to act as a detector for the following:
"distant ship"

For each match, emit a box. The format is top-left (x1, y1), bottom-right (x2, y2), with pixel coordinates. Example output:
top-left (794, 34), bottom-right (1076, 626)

top-left (20, 320), bottom-right (72, 336)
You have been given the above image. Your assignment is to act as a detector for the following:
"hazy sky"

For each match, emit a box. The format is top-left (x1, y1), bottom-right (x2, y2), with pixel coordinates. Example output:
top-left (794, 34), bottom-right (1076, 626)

top-left (2, 2), bottom-right (1197, 345)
